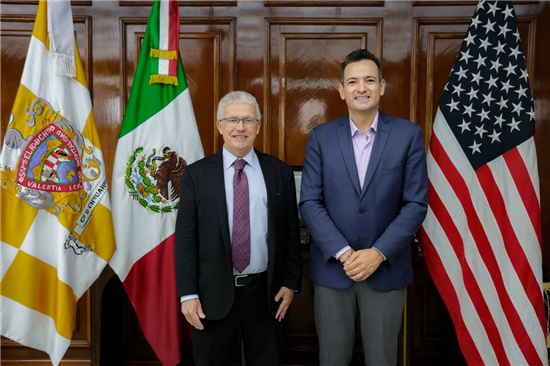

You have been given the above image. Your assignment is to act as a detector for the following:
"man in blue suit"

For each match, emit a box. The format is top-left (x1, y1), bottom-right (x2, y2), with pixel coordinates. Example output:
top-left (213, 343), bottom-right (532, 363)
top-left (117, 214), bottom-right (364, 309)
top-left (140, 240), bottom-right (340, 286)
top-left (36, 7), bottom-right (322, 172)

top-left (299, 49), bottom-right (428, 366)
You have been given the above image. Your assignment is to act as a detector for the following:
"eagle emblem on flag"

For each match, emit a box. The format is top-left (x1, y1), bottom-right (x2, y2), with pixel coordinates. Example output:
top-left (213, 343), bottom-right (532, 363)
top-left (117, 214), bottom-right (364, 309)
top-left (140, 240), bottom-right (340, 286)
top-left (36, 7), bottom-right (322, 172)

top-left (125, 146), bottom-right (187, 213)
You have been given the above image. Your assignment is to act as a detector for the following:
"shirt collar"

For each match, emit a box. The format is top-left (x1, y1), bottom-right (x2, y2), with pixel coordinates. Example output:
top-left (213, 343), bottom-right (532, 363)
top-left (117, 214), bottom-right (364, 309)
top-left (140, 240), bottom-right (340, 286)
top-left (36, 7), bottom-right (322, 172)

top-left (349, 110), bottom-right (379, 136)
top-left (222, 147), bottom-right (258, 170)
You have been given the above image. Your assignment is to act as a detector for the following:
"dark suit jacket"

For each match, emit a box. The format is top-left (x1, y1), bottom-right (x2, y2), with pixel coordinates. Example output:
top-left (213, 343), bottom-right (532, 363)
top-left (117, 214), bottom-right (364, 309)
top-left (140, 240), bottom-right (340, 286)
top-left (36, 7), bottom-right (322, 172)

top-left (299, 112), bottom-right (428, 291)
top-left (175, 149), bottom-right (303, 320)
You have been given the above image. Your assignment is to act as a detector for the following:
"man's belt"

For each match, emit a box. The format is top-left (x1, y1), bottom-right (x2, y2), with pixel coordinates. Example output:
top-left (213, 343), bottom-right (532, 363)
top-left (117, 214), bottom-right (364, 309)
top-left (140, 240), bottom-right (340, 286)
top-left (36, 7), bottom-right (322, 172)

top-left (234, 272), bottom-right (266, 287)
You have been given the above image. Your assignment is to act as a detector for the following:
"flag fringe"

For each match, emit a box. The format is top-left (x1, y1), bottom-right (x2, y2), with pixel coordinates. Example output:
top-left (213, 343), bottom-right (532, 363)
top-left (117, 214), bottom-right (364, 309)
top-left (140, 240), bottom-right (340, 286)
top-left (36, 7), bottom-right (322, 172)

top-left (150, 48), bottom-right (177, 60)
top-left (54, 52), bottom-right (76, 78)
top-left (149, 74), bottom-right (179, 86)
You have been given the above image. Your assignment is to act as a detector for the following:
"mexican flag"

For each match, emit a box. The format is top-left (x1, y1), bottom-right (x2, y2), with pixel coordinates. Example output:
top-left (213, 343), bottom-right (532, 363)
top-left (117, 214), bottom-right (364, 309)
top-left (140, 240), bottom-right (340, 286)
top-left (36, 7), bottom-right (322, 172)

top-left (0, 1), bottom-right (116, 364)
top-left (109, 0), bottom-right (203, 365)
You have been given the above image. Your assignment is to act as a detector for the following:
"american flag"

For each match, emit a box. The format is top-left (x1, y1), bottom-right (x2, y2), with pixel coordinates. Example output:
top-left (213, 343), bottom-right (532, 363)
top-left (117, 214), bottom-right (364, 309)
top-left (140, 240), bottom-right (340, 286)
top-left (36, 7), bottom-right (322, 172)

top-left (418, 1), bottom-right (546, 365)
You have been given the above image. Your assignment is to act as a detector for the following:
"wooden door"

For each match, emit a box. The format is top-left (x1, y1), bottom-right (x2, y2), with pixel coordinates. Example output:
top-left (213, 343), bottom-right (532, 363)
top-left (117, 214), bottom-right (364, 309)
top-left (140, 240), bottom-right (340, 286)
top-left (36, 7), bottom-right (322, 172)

top-left (1, 1), bottom-right (549, 365)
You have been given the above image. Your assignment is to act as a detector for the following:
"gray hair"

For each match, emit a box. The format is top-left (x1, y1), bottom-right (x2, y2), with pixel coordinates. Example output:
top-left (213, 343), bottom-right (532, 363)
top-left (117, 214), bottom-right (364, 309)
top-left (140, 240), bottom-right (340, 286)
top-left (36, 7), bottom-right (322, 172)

top-left (217, 91), bottom-right (261, 121)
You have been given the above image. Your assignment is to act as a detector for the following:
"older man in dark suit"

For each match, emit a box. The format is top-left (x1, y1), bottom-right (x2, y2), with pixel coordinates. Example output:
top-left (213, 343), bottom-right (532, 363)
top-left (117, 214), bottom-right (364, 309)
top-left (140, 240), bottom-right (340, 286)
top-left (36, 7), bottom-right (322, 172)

top-left (300, 49), bottom-right (428, 365)
top-left (175, 91), bottom-right (302, 366)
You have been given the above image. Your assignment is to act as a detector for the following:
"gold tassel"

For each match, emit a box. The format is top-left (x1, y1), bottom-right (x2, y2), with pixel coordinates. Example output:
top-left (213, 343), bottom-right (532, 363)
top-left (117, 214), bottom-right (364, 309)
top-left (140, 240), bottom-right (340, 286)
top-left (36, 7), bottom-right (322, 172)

top-left (150, 48), bottom-right (177, 60)
top-left (149, 74), bottom-right (179, 86)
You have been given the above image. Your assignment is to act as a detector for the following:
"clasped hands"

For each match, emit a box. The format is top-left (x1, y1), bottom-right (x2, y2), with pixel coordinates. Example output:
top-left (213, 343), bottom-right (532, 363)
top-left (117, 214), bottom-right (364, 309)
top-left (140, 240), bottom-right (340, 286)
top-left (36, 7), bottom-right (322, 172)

top-left (339, 248), bottom-right (384, 282)
top-left (181, 286), bottom-right (295, 330)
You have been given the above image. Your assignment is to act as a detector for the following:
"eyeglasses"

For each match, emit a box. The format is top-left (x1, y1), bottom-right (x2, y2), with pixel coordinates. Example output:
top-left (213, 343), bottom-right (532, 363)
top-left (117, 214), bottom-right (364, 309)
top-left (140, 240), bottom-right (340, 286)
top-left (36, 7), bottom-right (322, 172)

top-left (219, 118), bottom-right (259, 126)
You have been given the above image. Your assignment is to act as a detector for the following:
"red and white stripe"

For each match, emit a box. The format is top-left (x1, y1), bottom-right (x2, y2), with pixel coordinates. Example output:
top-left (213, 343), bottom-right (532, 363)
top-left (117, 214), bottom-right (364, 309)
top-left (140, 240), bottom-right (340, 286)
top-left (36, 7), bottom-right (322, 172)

top-left (419, 108), bottom-right (546, 366)
top-left (158, 0), bottom-right (179, 78)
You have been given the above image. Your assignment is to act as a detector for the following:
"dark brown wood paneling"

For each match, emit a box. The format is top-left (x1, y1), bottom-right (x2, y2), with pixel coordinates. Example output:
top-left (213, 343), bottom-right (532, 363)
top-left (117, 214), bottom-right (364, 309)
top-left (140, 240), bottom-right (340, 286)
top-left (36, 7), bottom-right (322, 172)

top-left (264, 0), bottom-right (384, 7)
top-left (536, 3), bottom-right (550, 274)
top-left (265, 18), bottom-right (382, 165)
top-left (0, 0), bottom-right (91, 6)
top-left (412, 0), bottom-right (538, 6)
top-left (407, 254), bottom-right (467, 366)
top-left (410, 18), bottom-right (472, 146)
top-left (119, 0), bottom-right (236, 6)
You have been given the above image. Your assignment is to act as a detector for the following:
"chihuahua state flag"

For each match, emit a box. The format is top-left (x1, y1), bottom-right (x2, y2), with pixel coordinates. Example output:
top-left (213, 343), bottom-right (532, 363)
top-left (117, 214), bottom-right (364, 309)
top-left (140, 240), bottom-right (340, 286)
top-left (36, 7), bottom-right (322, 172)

top-left (109, 0), bottom-right (204, 365)
top-left (0, 1), bottom-right (116, 364)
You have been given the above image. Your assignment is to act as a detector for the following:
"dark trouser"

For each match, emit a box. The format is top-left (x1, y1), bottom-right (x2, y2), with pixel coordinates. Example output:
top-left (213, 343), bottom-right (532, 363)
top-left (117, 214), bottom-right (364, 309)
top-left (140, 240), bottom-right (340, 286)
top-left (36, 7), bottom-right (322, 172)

top-left (192, 277), bottom-right (282, 366)
top-left (314, 281), bottom-right (406, 366)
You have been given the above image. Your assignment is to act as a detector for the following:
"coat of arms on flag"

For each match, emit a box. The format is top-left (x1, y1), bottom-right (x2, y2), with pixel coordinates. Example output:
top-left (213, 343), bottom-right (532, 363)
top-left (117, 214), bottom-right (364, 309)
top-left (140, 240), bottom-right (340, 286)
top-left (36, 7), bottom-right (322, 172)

top-left (124, 146), bottom-right (187, 213)
top-left (0, 1), bottom-right (116, 364)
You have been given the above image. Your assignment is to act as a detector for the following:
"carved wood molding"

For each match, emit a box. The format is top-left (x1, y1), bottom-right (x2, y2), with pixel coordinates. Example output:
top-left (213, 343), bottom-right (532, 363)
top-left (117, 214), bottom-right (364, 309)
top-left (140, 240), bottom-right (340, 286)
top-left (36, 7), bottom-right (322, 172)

top-left (412, 0), bottom-right (538, 6)
top-left (264, 17), bottom-right (382, 161)
top-left (264, 0), bottom-right (383, 7)
top-left (410, 17), bottom-right (470, 142)
top-left (0, 0), bottom-right (91, 5)
top-left (118, 0), bottom-right (236, 6)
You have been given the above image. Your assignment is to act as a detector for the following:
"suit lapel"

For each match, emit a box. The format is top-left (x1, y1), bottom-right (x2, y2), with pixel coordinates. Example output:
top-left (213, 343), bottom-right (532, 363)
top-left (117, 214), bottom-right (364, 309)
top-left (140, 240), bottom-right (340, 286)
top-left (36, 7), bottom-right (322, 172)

top-left (257, 151), bottom-right (277, 263)
top-left (337, 116), bottom-right (362, 196)
top-left (208, 151), bottom-right (232, 262)
top-left (361, 112), bottom-right (391, 197)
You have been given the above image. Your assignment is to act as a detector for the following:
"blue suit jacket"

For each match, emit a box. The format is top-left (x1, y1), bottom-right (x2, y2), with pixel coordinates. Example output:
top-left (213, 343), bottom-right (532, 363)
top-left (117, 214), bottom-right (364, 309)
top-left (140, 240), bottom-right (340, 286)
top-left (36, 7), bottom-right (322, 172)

top-left (299, 112), bottom-right (428, 291)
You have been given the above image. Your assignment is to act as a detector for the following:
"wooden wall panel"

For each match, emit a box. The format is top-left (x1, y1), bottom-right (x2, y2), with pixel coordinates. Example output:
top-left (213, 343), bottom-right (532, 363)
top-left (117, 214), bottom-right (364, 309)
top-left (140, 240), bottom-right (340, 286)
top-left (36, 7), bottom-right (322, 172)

top-left (0, 0), bottom-right (91, 5)
top-left (412, 0), bottom-right (538, 5)
top-left (265, 18), bottom-right (381, 165)
top-left (264, 0), bottom-right (384, 6)
top-left (407, 256), bottom-right (467, 366)
top-left (119, 0), bottom-right (237, 6)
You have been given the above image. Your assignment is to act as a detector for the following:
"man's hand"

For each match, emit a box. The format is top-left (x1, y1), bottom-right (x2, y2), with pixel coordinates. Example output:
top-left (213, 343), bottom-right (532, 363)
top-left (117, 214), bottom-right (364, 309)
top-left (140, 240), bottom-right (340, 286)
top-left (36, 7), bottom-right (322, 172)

top-left (274, 286), bottom-right (295, 322)
top-left (343, 248), bottom-right (384, 281)
top-left (338, 249), bottom-right (353, 264)
top-left (181, 299), bottom-right (206, 330)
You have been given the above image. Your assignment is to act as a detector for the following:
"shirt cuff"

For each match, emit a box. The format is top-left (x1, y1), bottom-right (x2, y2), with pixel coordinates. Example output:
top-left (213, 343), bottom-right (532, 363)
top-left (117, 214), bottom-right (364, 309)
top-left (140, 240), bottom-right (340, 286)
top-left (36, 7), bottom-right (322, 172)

top-left (334, 246), bottom-right (353, 261)
top-left (372, 247), bottom-right (386, 261)
top-left (180, 294), bottom-right (199, 303)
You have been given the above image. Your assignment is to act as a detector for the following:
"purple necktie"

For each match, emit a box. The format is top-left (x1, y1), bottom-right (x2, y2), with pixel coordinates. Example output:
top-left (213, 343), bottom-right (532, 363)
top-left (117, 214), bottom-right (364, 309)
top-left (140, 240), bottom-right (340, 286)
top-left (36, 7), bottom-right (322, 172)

top-left (232, 159), bottom-right (250, 273)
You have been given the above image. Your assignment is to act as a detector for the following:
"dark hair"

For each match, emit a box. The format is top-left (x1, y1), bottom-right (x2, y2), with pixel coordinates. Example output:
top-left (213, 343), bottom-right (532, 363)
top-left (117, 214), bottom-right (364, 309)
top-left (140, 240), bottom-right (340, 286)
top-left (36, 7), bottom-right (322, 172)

top-left (341, 49), bottom-right (382, 85)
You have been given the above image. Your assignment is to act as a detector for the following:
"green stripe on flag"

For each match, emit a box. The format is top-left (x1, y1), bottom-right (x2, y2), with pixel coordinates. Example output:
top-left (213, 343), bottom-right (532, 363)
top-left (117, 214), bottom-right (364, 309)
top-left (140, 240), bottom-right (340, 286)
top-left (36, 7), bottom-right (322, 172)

top-left (119, 0), bottom-right (188, 138)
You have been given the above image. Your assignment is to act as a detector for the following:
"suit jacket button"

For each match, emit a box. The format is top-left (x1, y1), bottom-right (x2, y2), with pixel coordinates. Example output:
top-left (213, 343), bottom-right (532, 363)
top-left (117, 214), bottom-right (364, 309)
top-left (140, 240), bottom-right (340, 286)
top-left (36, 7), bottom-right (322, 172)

top-left (360, 210), bottom-right (366, 215)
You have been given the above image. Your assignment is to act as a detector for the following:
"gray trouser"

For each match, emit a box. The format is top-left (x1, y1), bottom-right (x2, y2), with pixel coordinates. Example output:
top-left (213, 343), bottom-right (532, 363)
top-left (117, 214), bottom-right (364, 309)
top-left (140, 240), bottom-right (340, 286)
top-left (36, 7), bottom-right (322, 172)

top-left (314, 281), bottom-right (406, 366)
